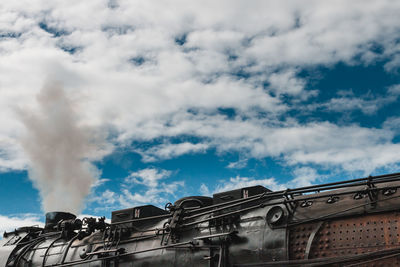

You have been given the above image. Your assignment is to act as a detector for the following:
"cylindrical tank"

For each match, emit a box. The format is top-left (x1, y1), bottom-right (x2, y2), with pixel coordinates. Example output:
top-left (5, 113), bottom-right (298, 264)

top-left (45, 211), bottom-right (76, 229)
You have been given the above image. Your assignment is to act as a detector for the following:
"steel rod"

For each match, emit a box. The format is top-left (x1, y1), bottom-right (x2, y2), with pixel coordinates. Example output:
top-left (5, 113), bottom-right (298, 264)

top-left (186, 172), bottom-right (400, 215)
top-left (181, 184), bottom-right (400, 227)
top-left (183, 177), bottom-right (400, 222)
top-left (45, 240), bottom-right (194, 266)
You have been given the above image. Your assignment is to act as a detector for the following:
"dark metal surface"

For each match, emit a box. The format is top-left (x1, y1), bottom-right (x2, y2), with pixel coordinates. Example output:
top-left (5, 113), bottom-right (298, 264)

top-left (289, 211), bottom-right (400, 265)
top-left (4, 172), bottom-right (400, 266)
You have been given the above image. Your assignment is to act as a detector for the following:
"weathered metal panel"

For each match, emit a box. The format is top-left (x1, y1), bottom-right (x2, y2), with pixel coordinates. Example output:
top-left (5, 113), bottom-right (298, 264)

top-left (6, 172), bottom-right (400, 266)
top-left (289, 211), bottom-right (400, 265)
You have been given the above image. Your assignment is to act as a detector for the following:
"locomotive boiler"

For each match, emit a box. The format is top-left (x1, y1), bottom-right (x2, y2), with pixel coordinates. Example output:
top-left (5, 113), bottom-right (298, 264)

top-left (3, 172), bottom-right (400, 266)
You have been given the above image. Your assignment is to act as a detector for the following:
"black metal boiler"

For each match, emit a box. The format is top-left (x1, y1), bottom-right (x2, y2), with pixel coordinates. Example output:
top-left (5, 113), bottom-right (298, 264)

top-left (3, 172), bottom-right (400, 266)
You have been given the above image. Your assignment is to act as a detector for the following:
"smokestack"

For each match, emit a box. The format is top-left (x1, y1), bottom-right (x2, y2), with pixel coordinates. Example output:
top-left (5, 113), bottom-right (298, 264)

top-left (16, 81), bottom-right (101, 214)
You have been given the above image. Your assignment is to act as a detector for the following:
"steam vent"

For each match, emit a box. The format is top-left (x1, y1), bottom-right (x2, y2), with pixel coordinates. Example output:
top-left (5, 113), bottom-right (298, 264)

top-left (45, 211), bottom-right (76, 229)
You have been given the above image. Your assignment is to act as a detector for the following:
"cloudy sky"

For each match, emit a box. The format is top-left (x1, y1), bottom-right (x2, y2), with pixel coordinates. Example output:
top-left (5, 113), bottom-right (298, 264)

top-left (1, 0), bottom-right (400, 231)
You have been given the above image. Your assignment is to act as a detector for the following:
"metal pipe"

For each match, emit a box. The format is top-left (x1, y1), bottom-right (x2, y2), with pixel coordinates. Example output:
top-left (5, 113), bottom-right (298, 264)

top-left (110, 173), bottom-right (400, 226)
top-left (60, 232), bottom-right (80, 264)
top-left (186, 172), bottom-right (400, 215)
top-left (42, 236), bottom-right (63, 267)
top-left (182, 184), bottom-right (388, 221)
top-left (181, 184), bottom-right (400, 227)
top-left (45, 240), bottom-right (195, 266)
top-left (284, 194), bottom-right (400, 228)
top-left (15, 237), bottom-right (46, 266)
top-left (183, 176), bottom-right (400, 221)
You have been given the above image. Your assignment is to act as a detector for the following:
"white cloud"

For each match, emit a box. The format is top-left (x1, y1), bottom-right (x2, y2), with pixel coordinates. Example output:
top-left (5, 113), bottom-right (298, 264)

top-left (268, 69), bottom-right (306, 97)
top-left (199, 183), bottom-right (211, 196)
top-left (119, 181), bottom-right (184, 207)
top-left (202, 166), bottom-right (321, 195)
top-left (1, 0), bottom-right (400, 206)
top-left (137, 142), bottom-right (209, 162)
top-left (90, 189), bottom-right (116, 206)
top-left (227, 158), bottom-right (248, 169)
top-left (388, 84), bottom-right (400, 95)
top-left (289, 166), bottom-right (320, 187)
top-left (383, 117), bottom-right (400, 133)
top-left (0, 137), bottom-right (27, 172)
top-left (91, 168), bottom-right (184, 209)
top-left (121, 168), bottom-right (184, 207)
top-left (91, 178), bottom-right (110, 188)
top-left (125, 168), bottom-right (172, 188)
top-left (322, 97), bottom-right (381, 114)
top-left (0, 214), bottom-right (43, 234)
top-left (147, 113), bottom-right (399, 173)
top-left (306, 89), bottom-right (398, 115)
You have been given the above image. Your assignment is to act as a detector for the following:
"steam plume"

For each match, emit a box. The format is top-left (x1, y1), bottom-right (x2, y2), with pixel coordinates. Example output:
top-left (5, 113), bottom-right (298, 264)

top-left (17, 81), bottom-right (101, 214)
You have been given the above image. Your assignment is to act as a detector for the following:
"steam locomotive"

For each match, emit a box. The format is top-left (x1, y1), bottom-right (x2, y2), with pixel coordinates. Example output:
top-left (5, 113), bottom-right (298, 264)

top-left (3, 172), bottom-right (400, 266)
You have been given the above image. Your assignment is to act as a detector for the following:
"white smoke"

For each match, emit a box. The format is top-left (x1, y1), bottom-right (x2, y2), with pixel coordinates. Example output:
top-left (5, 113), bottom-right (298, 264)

top-left (17, 81), bottom-right (106, 214)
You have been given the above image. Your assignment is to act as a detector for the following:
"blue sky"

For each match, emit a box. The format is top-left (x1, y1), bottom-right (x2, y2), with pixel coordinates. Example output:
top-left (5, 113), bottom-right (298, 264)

top-left (1, 0), bottom-right (400, 230)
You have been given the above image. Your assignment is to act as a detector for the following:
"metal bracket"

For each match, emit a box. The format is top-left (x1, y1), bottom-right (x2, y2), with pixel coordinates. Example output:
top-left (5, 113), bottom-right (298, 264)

top-left (164, 208), bottom-right (183, 245)
top-left (193, 231), bottom-right (238, 241)
top-left (86, 247), bottom-right (125, 257)
top-left (283, 190), bottom-right (297, 217)
top-left (304, 221), bottom-right (324, 260)
top-left (366, 182), bottom-right (378, 207)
